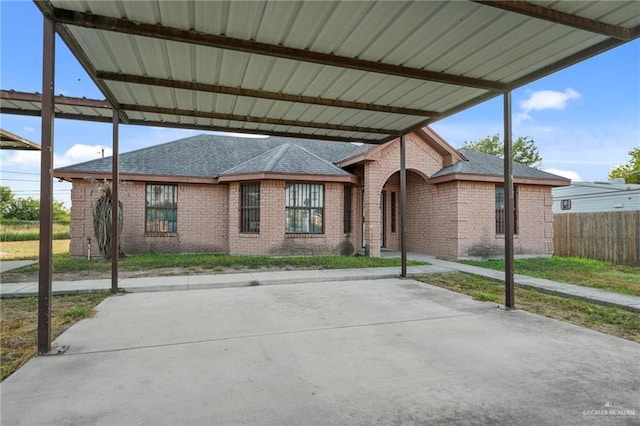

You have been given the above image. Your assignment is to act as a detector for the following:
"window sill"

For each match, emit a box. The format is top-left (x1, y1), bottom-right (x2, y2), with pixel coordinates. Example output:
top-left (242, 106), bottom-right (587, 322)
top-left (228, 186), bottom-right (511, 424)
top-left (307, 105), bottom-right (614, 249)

top-left (495, 234), bottom-right (519, 238)
top-left (239, 233), bottom-right (260, 238)
top-left (285, 233), bottom-right (325, 238)
top-left (145, 232), bottom-right (178, 237)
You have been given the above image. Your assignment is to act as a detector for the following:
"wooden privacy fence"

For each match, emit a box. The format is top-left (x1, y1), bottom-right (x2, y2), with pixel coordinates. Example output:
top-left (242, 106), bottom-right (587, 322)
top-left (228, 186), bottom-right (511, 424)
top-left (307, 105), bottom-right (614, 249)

top-left (554, 211), bottom-right (640, 266)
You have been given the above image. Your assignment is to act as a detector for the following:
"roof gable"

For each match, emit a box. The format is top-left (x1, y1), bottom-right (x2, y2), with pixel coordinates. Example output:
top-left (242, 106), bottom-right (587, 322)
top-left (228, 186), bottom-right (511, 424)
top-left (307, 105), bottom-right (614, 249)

top-left (220, 143), bottom-right (352, 177)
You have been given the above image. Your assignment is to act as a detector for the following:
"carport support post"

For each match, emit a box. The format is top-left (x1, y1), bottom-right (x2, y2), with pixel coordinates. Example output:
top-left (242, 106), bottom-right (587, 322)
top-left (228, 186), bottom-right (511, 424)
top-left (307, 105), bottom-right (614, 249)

top-left (111, 110), bottom-right (119, 293)
top-left (503, 92), bottom-right (515, 309)
top-left (38, 16), bottom-right (55, 355)
top-left (400, 134), bottom-right (407, 278)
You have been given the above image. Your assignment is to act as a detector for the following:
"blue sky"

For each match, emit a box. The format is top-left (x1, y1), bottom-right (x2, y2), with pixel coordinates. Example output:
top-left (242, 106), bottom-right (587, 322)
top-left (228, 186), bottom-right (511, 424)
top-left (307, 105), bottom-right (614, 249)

top-left (1, 1), bottom-right (639, 207)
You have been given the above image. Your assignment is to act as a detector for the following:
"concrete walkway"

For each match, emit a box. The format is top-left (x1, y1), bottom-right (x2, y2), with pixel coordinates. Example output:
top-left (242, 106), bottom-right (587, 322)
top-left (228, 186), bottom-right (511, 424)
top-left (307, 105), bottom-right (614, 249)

top-left (385, 252), bottom-right (640, 313)
top-left (1, 253), bottom-right (639, 312)
top-left (0, 259), bottom-right (37, 273)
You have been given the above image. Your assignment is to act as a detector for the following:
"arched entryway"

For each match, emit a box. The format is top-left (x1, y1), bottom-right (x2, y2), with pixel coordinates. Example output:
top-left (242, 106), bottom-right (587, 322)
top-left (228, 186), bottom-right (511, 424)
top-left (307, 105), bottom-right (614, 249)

top-left (379, 169), bottom-right (431, 253)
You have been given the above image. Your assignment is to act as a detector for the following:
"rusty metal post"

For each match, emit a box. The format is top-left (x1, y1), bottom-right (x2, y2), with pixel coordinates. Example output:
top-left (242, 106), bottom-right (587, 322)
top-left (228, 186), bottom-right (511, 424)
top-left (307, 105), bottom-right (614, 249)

top-left (504, 92), bottom-right (515, 308)
top-left (38, 16), bottom-right (55, 355)
top-left (111, 109), bottom-right (119, 293)
top-left (400, 134), bottom-right (407, 278)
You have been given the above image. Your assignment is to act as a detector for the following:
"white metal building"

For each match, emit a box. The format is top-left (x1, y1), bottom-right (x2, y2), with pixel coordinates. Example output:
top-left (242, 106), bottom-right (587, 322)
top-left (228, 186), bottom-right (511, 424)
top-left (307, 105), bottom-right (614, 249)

top-left (552, 180), bottom-right (640, 214)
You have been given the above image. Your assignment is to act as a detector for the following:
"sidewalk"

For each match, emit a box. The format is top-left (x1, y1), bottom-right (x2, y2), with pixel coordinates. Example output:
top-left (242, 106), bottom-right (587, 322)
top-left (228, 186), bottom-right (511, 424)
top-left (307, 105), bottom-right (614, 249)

top-left (1, 254), bottom-right (639, 313)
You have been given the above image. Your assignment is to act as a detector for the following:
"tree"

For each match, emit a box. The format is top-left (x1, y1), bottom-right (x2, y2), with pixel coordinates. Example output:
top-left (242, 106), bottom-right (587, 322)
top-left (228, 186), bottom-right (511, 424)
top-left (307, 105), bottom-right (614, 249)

top-left (608, 147), bottom-right (640, 184)
top-left (462, 134), bottom-right (543, 168)
top-left (0, 186), bottom-right (71, 221)
top-left (92, 180), bottom-right (124, 260)
top-left (0, 186), bottom-right (16, 218)
top-left (5, 197), bottom-right (40, 221)
top-left (53, 201), bottom-right (71, 222)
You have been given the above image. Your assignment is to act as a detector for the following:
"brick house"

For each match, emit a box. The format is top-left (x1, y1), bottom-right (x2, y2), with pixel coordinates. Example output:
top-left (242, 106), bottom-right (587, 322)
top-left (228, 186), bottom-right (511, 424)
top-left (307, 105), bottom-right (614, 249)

top-left (54, 127), bottom-right (569, 259)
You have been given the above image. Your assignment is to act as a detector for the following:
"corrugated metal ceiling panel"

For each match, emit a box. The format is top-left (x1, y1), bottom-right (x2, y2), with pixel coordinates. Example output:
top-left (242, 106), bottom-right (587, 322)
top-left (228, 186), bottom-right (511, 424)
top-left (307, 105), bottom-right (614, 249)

top-left (67, 27), bottom-right (460, 109)
top-left (54, 0), bottom-right (596, 82)
top-left (105, 82), bottom-right (420, 131)
top-left (123, 110), bottom-right (387, 140)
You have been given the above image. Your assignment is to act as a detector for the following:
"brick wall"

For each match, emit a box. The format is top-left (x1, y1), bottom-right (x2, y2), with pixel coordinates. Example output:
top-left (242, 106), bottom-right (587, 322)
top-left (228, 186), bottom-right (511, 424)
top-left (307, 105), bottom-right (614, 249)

top-left (455, 182), bottom-right (554, 257)
top-left (358, 134), bottom-right (556, 259)
top-left (68, 180), bottom-right (228, 257)
top-left (229, 180), bottom-right (352, 255)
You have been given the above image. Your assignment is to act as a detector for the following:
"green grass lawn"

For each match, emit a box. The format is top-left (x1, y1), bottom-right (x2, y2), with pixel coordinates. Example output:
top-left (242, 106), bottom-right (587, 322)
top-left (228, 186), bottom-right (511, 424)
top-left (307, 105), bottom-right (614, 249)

top-left (24, 253), bottom-right (427, 272)
top-left (461, 257), bottom-right (640, 297)
top-left (415, 273), bottom-right (640, 343)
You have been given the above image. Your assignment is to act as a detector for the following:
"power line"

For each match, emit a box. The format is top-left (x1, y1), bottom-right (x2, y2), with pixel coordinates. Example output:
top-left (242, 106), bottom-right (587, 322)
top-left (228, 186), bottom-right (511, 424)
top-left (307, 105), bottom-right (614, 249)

top-left (1, 170), bottom-right (40, 176)
top-left (0, 178), bottom-right (41, 182)
top-left (11, 191), bottom-right (70, 194)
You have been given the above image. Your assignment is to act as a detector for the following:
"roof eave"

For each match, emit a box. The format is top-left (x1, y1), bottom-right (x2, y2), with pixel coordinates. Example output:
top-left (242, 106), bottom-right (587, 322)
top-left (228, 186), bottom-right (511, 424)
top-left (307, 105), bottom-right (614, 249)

top-left (54, 170), bottom-right (219, 184)
top-left (218, 172), bottom-right (358, 184)
top-left (428, 173), bottom-right (571, 187)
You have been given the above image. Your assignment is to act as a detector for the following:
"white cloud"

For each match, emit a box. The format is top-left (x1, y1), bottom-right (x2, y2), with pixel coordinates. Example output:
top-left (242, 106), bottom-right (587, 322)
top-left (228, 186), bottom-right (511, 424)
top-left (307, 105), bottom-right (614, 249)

top-left (520, 88), bottom-right (581, 113)
top-left (543, 168), bottom-right (581, 182)
top-left (513, 112), bottom-right (532, 126)
top-left (0, 144), bottom-right (112, 169)
top-left (55, 144), bottom-right (113, 167)
top-left (1, 150), bottom-right (40, 167)
top-left (23, 126), bottom-right (35, 133)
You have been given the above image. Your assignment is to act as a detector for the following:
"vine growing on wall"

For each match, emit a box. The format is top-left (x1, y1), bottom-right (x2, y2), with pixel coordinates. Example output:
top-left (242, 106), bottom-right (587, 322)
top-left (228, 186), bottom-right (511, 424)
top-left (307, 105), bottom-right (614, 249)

top-left (91, 179), bottom-right (125, 260)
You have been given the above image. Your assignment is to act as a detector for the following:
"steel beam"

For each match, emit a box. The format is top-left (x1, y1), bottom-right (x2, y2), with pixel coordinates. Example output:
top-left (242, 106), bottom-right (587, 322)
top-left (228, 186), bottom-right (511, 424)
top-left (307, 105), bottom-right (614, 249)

top-left (111, 110), bottom-right (119, 293)
top-left (97, 72), bottom-right (439, 118)
top-left (475, 1), bottom-right (634, 40)
top-left (504, 92), bottom-right (515, 309)
top-left (120, 103), bottom-right (398, 136)
top-left (0, 89), bottom-right (110, 108)
top-left (400, 134), bottom-right (407, 278)
top-left (38, 15), bottom-right (55, 355)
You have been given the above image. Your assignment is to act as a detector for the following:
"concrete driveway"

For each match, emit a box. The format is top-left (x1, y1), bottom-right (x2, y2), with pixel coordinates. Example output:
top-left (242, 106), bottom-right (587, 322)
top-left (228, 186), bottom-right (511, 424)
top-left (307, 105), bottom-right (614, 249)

top-left (2, 279), bottom-right (638, 425)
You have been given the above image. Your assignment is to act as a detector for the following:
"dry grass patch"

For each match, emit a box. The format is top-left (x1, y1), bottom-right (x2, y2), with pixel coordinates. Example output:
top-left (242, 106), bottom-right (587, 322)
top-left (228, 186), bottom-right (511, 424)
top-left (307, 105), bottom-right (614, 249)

top-left (416, 273), bottom-right (640, 343)
top-left (0, 239), bottom-right (70, 261)
top-left (1, 292), bottom-right (110, 381)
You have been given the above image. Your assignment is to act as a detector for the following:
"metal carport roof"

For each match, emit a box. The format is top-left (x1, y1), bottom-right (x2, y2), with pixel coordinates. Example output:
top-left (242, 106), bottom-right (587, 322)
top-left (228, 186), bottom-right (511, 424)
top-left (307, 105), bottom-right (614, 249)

top-left (0, 128), bottom-right (41, 150)
top-left (32, 0), bottom-right (640, 143)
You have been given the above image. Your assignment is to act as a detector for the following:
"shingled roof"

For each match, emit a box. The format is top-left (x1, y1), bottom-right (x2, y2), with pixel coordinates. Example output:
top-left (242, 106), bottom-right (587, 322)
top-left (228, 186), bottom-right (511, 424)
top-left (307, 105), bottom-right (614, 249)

top-left (430, 148), bottom-right (570, 184)
top-left (55, 134), bottom-right (570, 186)
top-left (54, 134), bottom-right (372, 180)
top-left (220, 143), bottom-right (352, 177)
